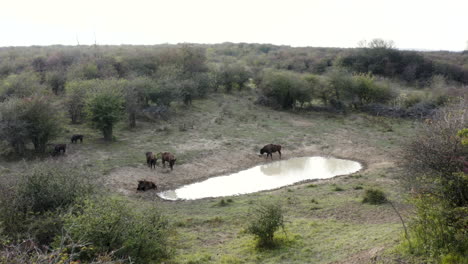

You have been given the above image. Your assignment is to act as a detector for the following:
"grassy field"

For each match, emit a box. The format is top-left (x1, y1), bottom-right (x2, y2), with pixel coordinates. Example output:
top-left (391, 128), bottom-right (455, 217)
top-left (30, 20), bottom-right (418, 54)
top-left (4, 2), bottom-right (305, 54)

top-left (0, 93), bottom-right (417, 263)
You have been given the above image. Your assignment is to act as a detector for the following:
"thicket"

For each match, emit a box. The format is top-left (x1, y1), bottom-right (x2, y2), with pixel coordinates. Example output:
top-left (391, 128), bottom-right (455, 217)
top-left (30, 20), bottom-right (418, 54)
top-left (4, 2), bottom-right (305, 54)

top-left (0, 162), bottom-right (95, 245)
top-left (0, 162), bottom-right (173, 264)
top-left (339, 39), bottom-right (468, 85)
top-left (61, 197), bottom-right (172, 264)
top-left (255, 68), bottom-right (396, 111)
top-left (401, 101), bottom-right (468, 262)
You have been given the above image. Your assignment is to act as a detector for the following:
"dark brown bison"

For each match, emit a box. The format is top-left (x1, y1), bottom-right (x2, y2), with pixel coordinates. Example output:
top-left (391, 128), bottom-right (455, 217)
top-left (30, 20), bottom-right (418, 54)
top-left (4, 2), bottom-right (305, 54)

top-left (54, 144), bottom-right (67, 155)
top-left (71, 134), bottom-right (84, 143)
top-left (260, 144), bottom-right (282, 159)
top-left (137, 180), bottom-right (157, 191)
top-left (161, 152), bottom-right (176, 170)
top-left (145, 152), bottom-right (157, 169)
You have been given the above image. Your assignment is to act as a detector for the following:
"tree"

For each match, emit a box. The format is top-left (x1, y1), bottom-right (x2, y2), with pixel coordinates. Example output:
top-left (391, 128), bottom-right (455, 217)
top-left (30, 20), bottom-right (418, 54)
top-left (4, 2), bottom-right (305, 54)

top-left (65, 80), bottom-right (91, 124)
top-left (258, 69), bottom-right (309, 109)
top-left (0, 96), bottom-right (62, 154)
top-left (45, 71), bottom-right (66, 95)
top-left (124, 81), bottom-right (141, 128)
top-left (21, 96), bottom-right (63, 153)
top-left (85, 80), bottom-right (125, 141)
top-left (0, 72), bottom-right (48, 100)
top-left (326, 69), bottom-right (354, 108)
top-left (0, 97), bottom-right (29, 155)
top-left (351, 73), bottom-right (396, 107)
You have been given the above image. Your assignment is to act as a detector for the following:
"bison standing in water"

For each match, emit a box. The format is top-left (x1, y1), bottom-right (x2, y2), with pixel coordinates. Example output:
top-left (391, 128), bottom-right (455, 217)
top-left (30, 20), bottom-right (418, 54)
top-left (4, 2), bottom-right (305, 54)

top-left (145, 152), bottom-right (157, 169)
top-left (260, 144), bottom-right (282, 159)
top-left (161, 152), bottom-right (176, 170)
top-left (137, 180), bottom-right (157, 191)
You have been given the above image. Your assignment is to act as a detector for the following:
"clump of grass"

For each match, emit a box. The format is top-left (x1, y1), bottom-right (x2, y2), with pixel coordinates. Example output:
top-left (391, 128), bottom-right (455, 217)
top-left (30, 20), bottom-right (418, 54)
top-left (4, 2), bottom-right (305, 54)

top-left (354, 186), bottom-right (363, 190)
top-left (310, 199), bottom-right (318, 204)
top-left (333, 186), bottom-right (344, 192)
top-left (306, 184), bottom-right (317, 188)
top-left (362, 189), bottom-right (387, 204)
top-left (348, 174), bottom-right (363, 179)
top-left (216, 198), bottom-right (234, 207)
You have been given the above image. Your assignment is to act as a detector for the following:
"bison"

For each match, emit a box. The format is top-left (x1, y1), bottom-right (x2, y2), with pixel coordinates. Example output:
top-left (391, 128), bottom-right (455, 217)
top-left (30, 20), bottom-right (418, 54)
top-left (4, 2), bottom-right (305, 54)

top-left (71, 134), bottom-right (84, 143)
top-left (54, 144), bottom-right (67, 155)
top-left (137, 180), bottom-right (157, 191)
top-left (146, 152), bottom-right (157, 169)
top-left (161, 152), bottom-right (176, 170)
top-left (260, 144), bottom-right (282, 159)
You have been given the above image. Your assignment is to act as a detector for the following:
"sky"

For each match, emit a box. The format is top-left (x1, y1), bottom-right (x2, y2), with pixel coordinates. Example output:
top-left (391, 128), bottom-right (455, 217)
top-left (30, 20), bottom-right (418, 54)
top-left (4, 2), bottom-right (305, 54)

top-left (1, 0), bottom-right (467, 51)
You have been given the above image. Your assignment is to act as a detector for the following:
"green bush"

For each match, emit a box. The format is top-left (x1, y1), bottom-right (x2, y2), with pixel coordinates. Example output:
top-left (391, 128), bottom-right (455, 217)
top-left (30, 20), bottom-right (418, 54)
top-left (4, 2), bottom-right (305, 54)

top-left (0, 96), bottom-right (63, 154)
top-left (258, 69), bottom-right (310, 109)
top-left (0, 162), bottom-right (95, 244)
top-left (407, 196), bottom-right (468, 261)
top-left (362, 189), bottom-right (387, 204)
top-left (85, 80), bottom-right (126, 141)
top-left (247, 202), bottom-right (285, 248)
top-left (61, 196), bottom-right (172, 263)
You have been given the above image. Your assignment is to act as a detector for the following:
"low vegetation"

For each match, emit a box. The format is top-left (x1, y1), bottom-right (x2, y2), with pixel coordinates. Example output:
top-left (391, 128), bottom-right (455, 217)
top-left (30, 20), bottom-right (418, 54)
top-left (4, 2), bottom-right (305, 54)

top-left (401, 101), bottom-right (467, 262)
top-left (362, 189), bottom-right (387, 204)
top-left (247, 202), bottom-right (285, 248)
top-left (0, 41), bottom-right (466, 263)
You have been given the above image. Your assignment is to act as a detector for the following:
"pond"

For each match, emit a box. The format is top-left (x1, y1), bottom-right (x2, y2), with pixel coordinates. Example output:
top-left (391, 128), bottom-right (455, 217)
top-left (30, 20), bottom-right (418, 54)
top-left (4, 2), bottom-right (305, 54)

top-left (158, 156), bottom-right (362, 200)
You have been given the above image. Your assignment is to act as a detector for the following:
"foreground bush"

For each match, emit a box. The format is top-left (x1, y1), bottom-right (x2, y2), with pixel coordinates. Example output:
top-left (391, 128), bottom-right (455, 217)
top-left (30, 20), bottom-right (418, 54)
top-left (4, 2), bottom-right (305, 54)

top-left (61, 197), bottom-right (172, 263)
top-left (247, 202), bottom-right (285, 248)
top-left (405, 194), bottom-right (467, 262)
top-left (401, 101), bottom-right (467, 262)
top-left (0, 161), bottom-right (95, 244)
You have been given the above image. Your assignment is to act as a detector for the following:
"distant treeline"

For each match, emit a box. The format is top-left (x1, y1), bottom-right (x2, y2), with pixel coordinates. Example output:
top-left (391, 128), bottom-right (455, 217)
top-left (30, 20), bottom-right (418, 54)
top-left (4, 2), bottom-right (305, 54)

top-left (0, 42), bottom-right (467, 155)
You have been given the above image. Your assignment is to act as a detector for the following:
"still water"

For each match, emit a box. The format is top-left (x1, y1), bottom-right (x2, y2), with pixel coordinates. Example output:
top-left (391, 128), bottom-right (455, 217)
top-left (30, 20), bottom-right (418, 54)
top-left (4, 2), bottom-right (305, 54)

top-left (158, 156), bottom-right (362, 200)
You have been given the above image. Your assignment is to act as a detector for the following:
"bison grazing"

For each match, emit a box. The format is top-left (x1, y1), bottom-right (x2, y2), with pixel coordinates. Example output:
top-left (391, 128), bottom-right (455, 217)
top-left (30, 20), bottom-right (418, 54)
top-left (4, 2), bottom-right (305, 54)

top-left (137, 180), bottom-right (157, 191)
top-left (146, 152), bottom-right (157, 169)
top-left (161, 152), bottom-right (176, 170)
top-left (71, 134), bottom-right (84, 143)
top-left (260, 144), bottom-right (282, 159)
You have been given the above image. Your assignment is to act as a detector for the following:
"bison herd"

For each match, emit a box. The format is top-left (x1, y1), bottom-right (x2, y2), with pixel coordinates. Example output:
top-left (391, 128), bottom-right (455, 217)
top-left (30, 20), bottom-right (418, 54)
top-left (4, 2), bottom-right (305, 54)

top-left (138, 144), bottom-right (282, 192)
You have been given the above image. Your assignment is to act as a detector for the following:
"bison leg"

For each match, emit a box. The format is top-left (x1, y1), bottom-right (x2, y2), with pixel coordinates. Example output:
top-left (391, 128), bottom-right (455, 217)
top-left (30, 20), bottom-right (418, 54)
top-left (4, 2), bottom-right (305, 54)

top-left (278, 150), bottom-right (281, 159)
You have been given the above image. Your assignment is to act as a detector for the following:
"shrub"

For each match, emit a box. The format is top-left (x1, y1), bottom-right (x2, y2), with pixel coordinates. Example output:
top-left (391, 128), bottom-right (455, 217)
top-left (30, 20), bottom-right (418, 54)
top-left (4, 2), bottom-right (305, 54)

top-left (401, 101), bottom-right (468, 261)
top-left (247, 202), bottom-right (285, 248)
top-left (407, 196), bottom-right (468, 260)
top-left (85, 80), bottom-right (126, 141)
top-left (65, 80), bottom-right (92, 124)
top-left (62, 197), bottom-right (172, 263)
top-left (333, 186), bottom-right (344, 192)
top-left (0, 96), bottom-right (63, 154)
top-left (0, 161), bottom-right (96, 244)
top-left (362, 189), bottom-right (387, 204)
top-left (257, 69), bottom-right (310, 109)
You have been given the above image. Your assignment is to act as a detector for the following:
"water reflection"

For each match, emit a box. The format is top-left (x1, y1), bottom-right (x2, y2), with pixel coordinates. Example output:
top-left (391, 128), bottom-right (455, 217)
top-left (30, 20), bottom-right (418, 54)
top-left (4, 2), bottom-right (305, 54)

top-left (158, 156), bottom-right (361, 200)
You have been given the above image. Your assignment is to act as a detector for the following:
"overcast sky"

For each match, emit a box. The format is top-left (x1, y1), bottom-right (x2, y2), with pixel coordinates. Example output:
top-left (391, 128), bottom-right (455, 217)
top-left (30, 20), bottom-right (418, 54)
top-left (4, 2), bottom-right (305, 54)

top-left (1, 0), bottom-right (467, 51)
